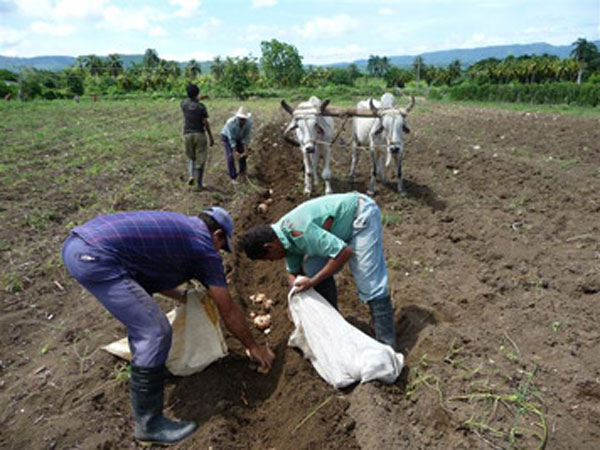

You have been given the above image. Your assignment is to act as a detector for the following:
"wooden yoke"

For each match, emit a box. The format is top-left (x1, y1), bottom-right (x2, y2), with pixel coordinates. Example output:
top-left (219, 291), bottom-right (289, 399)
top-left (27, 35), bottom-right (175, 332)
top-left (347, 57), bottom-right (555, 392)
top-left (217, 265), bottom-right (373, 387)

top-left (319, 106), bottom-right (381, 118)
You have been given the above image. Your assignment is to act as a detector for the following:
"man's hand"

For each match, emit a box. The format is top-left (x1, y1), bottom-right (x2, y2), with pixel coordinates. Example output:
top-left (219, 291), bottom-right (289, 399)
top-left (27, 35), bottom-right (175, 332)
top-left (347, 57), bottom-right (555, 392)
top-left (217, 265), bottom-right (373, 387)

top-left (247, 344), bottom-right (275, 370)
top-left (209, 137), bottom-right (215, 146)
top-left (292, 275), bottom-right (313, 294)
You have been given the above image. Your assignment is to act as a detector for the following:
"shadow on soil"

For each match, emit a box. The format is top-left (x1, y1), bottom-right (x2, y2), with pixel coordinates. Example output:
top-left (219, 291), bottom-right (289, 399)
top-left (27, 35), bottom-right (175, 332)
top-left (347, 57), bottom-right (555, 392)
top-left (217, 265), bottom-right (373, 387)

top-left (170, 341), bottom-right (287, 424)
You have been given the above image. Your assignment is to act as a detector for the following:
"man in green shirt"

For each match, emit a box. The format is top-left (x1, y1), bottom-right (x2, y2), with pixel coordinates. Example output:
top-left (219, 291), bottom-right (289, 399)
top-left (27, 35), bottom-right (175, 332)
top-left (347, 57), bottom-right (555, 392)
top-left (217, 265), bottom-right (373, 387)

top-left (239, 193), bottom-right (397, 349)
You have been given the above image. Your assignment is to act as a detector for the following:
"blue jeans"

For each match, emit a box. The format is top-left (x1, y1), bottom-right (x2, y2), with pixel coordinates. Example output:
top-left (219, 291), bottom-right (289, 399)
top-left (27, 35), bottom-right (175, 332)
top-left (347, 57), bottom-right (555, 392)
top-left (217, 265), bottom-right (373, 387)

top-left (62, 235), bottom-right (172, 368)
top-left (221, 135), bottom-right (246, 180)
top-left (303, 194), bottom-right (389, 302)
top-left (303, 195), bottom-right (395, 347)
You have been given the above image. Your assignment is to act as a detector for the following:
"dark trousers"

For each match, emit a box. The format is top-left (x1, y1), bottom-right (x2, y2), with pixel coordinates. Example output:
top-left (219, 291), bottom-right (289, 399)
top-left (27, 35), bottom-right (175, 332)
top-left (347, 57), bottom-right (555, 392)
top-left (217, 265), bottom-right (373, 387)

top-left (62, 235), bottom-right (172, 367)
top-left (221, 134), bottom-right (246, 180)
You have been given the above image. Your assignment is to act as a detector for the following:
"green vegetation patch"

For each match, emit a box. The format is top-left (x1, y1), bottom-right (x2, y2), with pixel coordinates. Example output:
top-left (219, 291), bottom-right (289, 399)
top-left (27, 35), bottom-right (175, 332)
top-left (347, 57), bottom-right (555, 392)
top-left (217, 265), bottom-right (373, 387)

top-left (407, 338), bottom-right (548, 449)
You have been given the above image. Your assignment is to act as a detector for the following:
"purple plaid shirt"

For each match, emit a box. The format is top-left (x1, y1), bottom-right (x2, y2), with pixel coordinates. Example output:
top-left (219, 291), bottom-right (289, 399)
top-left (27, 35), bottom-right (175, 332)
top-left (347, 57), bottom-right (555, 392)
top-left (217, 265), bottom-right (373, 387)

top-left (71, 211), bottom-right (226, 293)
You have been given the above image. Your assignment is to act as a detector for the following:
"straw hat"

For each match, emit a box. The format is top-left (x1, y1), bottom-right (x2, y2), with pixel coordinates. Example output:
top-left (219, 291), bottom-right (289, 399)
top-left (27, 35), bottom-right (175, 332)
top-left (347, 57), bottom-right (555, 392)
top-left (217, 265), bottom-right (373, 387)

top-left (235, 106), bottom-right (251, 119)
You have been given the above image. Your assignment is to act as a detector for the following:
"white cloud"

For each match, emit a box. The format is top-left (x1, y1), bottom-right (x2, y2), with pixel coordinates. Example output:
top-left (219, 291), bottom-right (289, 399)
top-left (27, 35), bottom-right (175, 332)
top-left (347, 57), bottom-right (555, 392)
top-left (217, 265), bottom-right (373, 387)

top-left (170, 0), bottom-right (201, 17)
top-left (378, 8), bottom-right (395, 16)
top-left (450, 33), bottom-right (506, 50)
top-left (102, 5), bottom-right (150, 31)
top-left (245, 24), bottom-right (286, 42)
top-left (294, 14), bottom-right (358, 40)
top-left (524, 25), bottom-right (557, 35)
top-left (471, 33), bottom-right (486, 44)
top-left (303, 44), bottom-right (364, 64)
top-left (30, 21), bottom-right (76, 37)
top-left (252, 0), bottom-right (277, 7)
top-left (0, 25), bottom-right (25, 47)
top-left (230, 47), bottom-right (252, 57)
top-left (16, 0), bottom-right (53, 18)
top-left (53, 0), bottom-right (106, 20)
top-left (150, 26), bottom-right (168, 37)
top-left (16, 0), bottom-right (106, 21)
top-left (186, 17), bottom-right (221, 39)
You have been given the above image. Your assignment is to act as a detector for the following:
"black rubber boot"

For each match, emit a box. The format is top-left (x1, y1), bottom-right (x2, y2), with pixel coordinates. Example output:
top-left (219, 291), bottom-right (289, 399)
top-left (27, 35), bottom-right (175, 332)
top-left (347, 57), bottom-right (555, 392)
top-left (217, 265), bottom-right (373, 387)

top-left (368, 295), bottom-right (397, 350)
top-left (130, 365), bottom-right (197, 445)
top-left (194, 167), bottom-right (204, 191)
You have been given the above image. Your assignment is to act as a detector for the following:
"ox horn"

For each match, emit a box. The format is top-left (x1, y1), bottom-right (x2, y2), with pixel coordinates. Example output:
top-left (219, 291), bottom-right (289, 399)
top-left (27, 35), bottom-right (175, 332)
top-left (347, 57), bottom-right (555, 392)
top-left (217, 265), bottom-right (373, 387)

top-left (368, 98), bottom-right (378, 116)
top-left (320, 99), bottom-right (330, 114)
top-left (281, 100), bottom-right (294, 116)
top-left (399, 95), bottom-right (416, 117)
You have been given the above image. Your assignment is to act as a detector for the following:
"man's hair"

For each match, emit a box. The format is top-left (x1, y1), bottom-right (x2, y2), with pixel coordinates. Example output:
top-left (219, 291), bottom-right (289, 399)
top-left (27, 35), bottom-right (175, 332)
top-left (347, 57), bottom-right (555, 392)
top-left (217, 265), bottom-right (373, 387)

top-left (187, 83), bottom-right (199, 100)
top-left (198, 212), bottom-right (224, 234)
top-left (239, 225), bottom-right (276, 259)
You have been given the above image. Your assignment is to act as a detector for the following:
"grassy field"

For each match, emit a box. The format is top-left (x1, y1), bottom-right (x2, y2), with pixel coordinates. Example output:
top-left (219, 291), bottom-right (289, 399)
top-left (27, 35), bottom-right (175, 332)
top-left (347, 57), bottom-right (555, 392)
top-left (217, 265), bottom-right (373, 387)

top-left (0, 98), bottom-right (275, 293)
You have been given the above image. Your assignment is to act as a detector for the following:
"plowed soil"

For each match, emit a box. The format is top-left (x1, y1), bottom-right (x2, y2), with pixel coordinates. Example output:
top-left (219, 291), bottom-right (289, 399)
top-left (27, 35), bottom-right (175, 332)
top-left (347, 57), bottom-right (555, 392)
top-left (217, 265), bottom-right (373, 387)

top-left (1, 100), bottom-right (599, 449)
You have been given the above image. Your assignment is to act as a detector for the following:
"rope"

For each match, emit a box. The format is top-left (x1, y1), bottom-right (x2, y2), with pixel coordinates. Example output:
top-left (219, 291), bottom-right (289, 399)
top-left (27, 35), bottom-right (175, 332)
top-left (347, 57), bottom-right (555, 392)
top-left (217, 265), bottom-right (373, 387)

top-left (330, 115), bottom-right (350, 146)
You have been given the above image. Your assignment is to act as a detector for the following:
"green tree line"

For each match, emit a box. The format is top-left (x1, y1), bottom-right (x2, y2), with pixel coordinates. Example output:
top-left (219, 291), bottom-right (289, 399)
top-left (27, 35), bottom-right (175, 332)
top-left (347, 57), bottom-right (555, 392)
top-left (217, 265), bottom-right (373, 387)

top-left (1, 38), bottom-right (599, 105)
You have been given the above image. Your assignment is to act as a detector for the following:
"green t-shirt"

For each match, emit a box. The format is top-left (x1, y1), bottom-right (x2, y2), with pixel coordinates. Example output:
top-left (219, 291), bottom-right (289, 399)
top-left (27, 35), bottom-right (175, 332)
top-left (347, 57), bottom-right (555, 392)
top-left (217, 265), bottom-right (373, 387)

top-left (271, 193), bottom-right (359, 274)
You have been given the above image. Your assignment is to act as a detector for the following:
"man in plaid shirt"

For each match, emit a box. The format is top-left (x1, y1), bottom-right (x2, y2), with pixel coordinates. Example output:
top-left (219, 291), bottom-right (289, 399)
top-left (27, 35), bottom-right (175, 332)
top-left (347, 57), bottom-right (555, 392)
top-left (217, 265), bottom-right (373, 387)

top-left (62, 208), bottom-right (273, 445)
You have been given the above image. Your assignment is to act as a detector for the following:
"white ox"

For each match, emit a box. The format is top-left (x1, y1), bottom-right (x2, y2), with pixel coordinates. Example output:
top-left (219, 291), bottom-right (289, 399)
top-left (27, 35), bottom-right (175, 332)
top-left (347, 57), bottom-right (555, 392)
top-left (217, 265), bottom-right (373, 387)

top-left (281, 96), bottom-right (335, 195)
top-left (350, 93), bottom-right (415, 195)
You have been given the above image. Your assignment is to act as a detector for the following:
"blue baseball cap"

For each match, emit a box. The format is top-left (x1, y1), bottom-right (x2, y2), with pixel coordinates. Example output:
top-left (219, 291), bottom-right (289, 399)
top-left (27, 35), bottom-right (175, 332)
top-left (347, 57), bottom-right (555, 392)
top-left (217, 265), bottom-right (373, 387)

top-left (203, 206), bottom-right (234, 252)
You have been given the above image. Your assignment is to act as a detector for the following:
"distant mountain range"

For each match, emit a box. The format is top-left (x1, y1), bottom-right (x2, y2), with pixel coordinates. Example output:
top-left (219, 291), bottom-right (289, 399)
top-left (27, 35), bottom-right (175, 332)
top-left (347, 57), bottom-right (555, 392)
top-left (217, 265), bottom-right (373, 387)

top-left (336, 40), bottom-right (600, 69)
top-left (1, 40), bottom-right (599, 72)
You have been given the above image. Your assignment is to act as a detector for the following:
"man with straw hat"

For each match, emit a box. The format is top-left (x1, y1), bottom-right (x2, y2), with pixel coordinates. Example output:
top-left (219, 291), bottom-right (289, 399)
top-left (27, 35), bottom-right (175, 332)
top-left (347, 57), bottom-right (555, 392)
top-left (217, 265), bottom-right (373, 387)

top-left (220, 106), bottom-right (252, 184)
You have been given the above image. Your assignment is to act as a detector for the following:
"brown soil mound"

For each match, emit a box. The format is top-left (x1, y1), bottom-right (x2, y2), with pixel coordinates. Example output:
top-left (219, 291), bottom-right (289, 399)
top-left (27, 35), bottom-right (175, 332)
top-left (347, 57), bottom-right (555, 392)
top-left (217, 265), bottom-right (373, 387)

top-left (1, 102), bottom-right (599, 449)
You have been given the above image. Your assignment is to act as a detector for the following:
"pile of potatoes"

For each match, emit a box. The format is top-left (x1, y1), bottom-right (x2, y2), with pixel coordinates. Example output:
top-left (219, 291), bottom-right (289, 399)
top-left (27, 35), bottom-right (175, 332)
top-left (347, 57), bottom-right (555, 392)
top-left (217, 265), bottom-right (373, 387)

top-left (256, 188), bottom-right (274, 215)
top-left (249, 292), bottom-right (276, 334)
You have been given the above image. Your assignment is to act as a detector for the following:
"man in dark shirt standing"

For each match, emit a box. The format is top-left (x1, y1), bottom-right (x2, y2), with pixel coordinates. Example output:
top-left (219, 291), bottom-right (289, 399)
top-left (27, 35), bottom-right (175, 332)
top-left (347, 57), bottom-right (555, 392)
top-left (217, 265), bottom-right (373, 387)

top-left (62, 207), bottom-right (273, 445)
top-left (181, 84), bottom-right (215, 190)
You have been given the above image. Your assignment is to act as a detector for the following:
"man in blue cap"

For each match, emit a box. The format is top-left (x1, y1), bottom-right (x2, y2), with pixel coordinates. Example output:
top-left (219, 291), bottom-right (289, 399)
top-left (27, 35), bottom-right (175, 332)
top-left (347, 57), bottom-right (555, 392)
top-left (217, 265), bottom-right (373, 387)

top-left (62, 207), bottom-right (273, 445)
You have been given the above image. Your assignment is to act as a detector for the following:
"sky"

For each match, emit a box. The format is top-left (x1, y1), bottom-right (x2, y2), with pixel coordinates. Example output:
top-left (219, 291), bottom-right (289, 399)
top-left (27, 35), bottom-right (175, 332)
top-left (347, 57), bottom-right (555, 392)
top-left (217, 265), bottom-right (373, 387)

top-left (0, 0), bottom-right (598, 64)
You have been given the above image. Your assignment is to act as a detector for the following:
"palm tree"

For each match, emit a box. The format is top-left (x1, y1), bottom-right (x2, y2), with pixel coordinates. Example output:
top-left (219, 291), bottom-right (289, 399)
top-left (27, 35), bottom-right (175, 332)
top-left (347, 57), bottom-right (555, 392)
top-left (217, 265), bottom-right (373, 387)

top-left (570, 38), bottom-right (600, 84)
top-left (83, 54), bottom-right (104, 76)
top-left (76, 56), bottom-right (85, 72)
top-left (448, 59), bottom-right (462, 85)
top-left (185, 59), bottom-right (201, 78)
top-left (367, 55), bottom-right (381, 76)
top-left (107, 54), bottom-right (123, 77)
top-left (143, 48), bottom-right (160, 69)
top-left (210, 56), bottom-right (225, 81)
top-left (413, 56), bottom-right (424, 82)
top-left (165, 60), bottom-right (181, 78)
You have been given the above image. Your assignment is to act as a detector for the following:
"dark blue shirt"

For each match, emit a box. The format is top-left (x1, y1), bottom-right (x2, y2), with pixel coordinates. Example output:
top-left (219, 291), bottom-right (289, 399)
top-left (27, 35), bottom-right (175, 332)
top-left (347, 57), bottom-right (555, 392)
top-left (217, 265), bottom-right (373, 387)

top-left (181, 99), bottom-right (208, 134)
top-left (72, 211), bottom-right (226, 293)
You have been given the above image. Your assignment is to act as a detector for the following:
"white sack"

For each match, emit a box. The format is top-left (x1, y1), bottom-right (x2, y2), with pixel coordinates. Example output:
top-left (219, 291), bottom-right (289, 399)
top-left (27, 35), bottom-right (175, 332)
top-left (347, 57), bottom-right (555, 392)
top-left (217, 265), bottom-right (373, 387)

top-left (287, 286), bottom-right (404, 389)
top-left (102, 289), bottom-right (228, 376)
